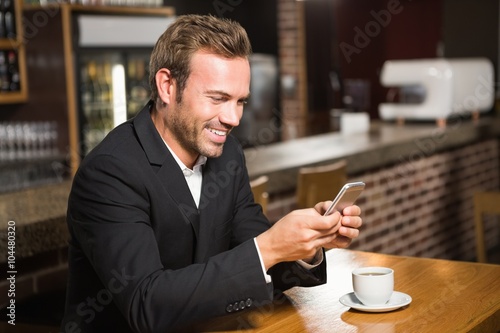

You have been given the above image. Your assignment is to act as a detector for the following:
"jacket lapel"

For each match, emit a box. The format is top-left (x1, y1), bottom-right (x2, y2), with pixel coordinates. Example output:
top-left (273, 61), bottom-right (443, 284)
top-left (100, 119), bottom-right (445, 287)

top-left (133, 102), bottom-right (201, 240)
top-left (193, 161), bottom-right (216, 262)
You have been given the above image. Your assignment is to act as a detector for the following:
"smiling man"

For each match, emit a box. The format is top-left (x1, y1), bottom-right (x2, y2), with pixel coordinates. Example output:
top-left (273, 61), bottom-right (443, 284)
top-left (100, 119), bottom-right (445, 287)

top-left (61, 15), bottom-right (362, 333)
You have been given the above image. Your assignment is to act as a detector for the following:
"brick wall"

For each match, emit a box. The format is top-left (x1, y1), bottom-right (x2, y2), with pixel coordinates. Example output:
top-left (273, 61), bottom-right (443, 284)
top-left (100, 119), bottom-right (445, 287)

top-left (277, 0), bottom-right (308, 140)
top-left (268, 139), bottom-right (500, 262)
top-left (353, 139), bottom-right (499, 261)
top-left (0, 248), bottom-right (68, 310)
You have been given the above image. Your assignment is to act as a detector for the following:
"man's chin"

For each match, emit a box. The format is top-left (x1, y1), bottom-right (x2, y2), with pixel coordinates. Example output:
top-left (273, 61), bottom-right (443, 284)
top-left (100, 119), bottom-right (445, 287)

top-left (201, 144), bottom-right (224, 159)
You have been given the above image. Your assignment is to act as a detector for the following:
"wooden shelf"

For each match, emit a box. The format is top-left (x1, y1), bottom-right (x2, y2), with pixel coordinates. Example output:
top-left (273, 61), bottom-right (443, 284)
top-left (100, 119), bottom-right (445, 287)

top-left (23, 3), bottom-right (175, 16)
top-left (0, 39), bottom-right (22, 49)
top-left (0, 0), bottom-right (29, 104)
top-left (0, 90), bottom-right (27, 103)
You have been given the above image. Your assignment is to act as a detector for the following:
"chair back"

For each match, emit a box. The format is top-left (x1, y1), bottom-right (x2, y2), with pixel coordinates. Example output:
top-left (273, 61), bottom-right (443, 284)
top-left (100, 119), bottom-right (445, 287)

top-left (250, 175), bottom-right (269, 216)
top-left (296, 160), bottom-right (347, 209)
top-left (474, 191), bottom-right (500, 262)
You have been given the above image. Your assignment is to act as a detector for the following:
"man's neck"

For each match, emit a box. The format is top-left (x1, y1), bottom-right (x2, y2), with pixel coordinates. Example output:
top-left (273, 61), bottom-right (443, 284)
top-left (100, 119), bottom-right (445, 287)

top-left (150, 104), bottom-right (199, 169)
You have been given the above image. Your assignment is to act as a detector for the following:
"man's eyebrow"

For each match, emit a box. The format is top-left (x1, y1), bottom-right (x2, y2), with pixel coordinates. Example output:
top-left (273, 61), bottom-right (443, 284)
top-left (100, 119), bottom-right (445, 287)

top-left (205, 90), bottom-right (231, 97)
top-left (205, 90), bottom-right (251, 100)
top-left (242, 93), bottom-right (251, 100)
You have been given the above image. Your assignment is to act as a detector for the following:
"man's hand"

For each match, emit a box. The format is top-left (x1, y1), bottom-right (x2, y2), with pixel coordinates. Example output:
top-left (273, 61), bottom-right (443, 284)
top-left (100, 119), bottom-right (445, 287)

top-left (315, 202), bottom-right (362, 250)
top-left (256, 203), bottom-right (362, 271)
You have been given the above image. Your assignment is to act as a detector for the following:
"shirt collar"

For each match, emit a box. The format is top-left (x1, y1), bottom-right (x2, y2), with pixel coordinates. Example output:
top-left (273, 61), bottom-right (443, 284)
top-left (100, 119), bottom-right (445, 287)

top-left (162, 139), bottom-right (207, 172)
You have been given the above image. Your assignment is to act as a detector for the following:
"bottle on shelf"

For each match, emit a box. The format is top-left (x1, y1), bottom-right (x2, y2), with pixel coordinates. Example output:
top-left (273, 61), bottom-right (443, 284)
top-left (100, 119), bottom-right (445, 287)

top-left (126, 57), bottom-right (137, 119)
top-left (81, 56), bottom-right (116, 154)
top-left (127, 56), bottom-right (149, 118)
top-left (2, 0), bottom-right (16, 39)
top-left (7, 50), bottom-right (20, 91)
top-left (0, 10), bottom-right (4, 39)
top-left (83, 60), bottom-right (103, 154)
top-left (0, 50), bottom-right (10, 92)
top-left (100, 59), bottom-right (114, 131)
top-left (80, 64), bottom-right (93, 120)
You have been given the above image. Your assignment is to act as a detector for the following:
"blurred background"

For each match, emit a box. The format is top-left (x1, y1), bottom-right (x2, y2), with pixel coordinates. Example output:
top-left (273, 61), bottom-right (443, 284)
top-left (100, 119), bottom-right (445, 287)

top-left (0, 0), bottom-right (498, 331)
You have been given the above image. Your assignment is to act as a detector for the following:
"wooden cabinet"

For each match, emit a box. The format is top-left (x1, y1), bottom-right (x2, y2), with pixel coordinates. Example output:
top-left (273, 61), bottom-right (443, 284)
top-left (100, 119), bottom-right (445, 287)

top-left (21, 4), bottom-right (175, 175)
top-left (0, 0), bottom-right (28, 104)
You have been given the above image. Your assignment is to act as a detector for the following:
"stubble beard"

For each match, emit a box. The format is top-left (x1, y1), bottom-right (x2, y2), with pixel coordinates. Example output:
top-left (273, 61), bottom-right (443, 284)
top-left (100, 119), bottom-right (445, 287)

top-left (169, 103), bottom-right (225, 159)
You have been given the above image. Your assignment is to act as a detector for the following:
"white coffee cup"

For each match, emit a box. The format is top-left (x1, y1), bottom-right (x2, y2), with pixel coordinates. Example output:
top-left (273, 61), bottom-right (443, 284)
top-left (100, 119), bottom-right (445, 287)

top-left (352, 266), bottom-right (394, 306)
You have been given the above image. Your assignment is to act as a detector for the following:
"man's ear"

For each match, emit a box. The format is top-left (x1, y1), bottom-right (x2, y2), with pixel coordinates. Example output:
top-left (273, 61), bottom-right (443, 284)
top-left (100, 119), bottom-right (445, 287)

top-left (156, 68), bottom-right (176, 105)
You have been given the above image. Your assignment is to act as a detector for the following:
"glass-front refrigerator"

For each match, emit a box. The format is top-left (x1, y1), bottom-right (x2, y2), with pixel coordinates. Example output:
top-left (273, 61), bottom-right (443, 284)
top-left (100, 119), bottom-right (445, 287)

top-left (74, 14), bottom-right (175, 155)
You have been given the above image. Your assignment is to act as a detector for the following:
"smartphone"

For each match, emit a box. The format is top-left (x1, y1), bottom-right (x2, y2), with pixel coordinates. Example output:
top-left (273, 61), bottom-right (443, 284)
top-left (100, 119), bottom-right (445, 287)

top-left (323, 181), bottom-right (365, 216)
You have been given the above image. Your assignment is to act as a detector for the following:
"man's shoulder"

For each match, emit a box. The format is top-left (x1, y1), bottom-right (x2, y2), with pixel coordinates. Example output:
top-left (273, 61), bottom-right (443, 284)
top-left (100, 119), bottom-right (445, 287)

top-left (82, 121), bottom-right (142, 165)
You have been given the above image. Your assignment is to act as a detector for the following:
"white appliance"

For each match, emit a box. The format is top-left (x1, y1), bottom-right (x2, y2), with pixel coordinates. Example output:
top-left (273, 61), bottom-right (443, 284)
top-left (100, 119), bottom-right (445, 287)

top-left (378, 58), bottom-right (494, 121)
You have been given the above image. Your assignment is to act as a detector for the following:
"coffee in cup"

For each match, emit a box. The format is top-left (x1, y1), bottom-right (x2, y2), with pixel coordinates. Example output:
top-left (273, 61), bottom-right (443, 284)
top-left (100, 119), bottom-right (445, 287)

top-left (352, 267), bottom-right (394, 306)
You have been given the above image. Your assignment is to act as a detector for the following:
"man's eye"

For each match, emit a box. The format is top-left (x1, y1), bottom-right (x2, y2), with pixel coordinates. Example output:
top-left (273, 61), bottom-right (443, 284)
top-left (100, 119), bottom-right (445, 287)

top-left (211, 97), bottom-right (225, 103)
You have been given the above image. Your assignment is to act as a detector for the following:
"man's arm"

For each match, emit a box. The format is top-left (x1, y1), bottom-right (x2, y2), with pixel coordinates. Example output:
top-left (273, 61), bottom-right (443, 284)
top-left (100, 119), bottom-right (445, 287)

top-left (229, 142), bottom-right (330, 293)
top-left (67, 153), bottom-right (274, 332)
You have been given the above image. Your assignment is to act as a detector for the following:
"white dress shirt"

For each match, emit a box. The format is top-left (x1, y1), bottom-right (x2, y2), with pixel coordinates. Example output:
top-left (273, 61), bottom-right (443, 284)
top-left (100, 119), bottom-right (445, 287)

top-left (163, 141), bottom-right (322, 283)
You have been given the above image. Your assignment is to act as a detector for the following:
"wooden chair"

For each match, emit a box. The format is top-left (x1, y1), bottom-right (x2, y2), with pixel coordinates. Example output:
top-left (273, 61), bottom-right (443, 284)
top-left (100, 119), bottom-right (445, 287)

top-left (296, 160), bottom-right (347, 209)
top-left (474, 191), bottom-right (500, 263)
top-left (250, 175), bottom-right (269, 216)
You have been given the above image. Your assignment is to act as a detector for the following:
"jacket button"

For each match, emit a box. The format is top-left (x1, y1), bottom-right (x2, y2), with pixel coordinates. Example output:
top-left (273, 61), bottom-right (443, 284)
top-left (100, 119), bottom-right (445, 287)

top-left (245, 298), bottom-right (253, 307)
top-left (226, 304), bottom-right (233, 313)
top-left (234, 301), bottom-right (240, 311)
top-left (239, 300), bottom-right (246, 309)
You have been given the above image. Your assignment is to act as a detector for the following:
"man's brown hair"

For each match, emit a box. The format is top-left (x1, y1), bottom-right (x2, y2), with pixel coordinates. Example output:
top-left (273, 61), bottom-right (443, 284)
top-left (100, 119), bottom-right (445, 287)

top-left (149, 14), bottom-right (252, 103)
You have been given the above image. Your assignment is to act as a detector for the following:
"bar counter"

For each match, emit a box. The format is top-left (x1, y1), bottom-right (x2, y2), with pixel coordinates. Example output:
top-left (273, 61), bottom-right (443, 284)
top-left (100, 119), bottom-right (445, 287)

top-left (1, 115), bottom-right (499, 261)
top-left (245, 115), bottom-right (500, 194)
top-left (0, 181), bottom-right (71, 259)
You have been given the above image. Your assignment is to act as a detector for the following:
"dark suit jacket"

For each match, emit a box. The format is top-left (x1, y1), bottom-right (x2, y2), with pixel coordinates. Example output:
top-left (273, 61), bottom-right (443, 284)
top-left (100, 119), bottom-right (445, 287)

top-left (61, 102), bottom-right (326, 333)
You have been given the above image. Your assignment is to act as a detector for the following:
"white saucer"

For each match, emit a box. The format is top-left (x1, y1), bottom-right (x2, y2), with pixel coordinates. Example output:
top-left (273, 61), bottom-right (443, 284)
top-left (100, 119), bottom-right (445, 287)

top-left (339, 291), bottom-right (412, 313)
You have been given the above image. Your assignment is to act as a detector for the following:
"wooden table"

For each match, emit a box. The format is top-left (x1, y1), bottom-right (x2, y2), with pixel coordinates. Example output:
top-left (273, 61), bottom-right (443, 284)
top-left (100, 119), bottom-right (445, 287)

top-left (196, 249), bottom-right (500, 333)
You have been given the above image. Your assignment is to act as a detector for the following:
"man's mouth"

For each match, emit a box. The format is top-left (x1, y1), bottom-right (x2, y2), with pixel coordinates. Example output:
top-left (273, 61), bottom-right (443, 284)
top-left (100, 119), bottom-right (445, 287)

top-left (208, 128), bottom-right (227, 136)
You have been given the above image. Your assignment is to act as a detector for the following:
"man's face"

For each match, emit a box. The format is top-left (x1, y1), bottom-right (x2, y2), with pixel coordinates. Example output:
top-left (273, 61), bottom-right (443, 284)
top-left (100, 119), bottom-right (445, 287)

top-left (165, 51), bottom-right (251, 164)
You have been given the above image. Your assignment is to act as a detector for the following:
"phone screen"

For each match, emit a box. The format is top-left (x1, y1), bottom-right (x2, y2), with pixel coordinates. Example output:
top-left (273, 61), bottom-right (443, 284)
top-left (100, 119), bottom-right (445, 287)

top-left (324, 181), bottom-right (365, 216)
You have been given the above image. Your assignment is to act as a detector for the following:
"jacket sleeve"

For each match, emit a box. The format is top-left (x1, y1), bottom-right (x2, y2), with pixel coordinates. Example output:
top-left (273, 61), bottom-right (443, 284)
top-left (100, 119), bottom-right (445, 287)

top-left (228, 141), bottom-right (327, 295)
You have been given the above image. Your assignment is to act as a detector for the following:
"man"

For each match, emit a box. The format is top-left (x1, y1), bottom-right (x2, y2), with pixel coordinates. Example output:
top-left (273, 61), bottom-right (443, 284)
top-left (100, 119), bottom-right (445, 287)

top-left (61, 15), bottom-right (362, 333)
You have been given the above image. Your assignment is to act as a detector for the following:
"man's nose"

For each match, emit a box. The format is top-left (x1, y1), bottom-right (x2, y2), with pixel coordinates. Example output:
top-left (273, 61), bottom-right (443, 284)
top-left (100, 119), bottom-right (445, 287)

top-left (219, 103), bottom-right (242, 128)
